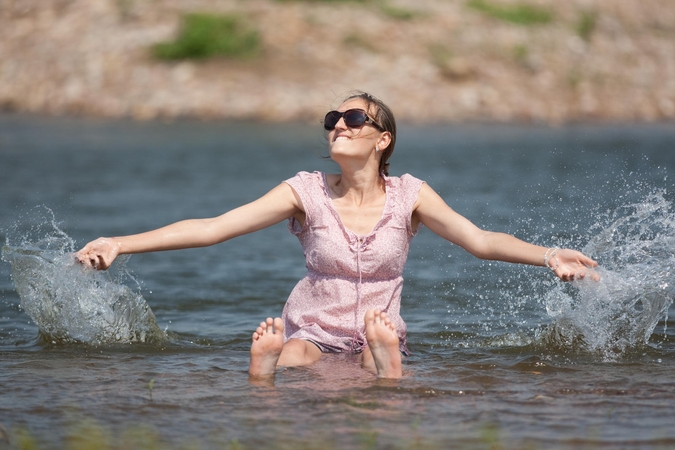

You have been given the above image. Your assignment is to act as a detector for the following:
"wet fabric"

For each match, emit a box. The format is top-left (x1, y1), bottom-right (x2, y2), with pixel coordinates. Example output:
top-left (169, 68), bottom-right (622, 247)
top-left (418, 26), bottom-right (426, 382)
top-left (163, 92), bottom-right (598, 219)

top-left (283, 171), bottom-right (424, 353)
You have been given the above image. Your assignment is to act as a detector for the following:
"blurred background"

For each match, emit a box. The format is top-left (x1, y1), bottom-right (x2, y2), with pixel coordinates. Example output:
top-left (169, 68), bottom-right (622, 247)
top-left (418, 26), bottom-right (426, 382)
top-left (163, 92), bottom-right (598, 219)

top-left (1, 0), bottom-right (673, 124)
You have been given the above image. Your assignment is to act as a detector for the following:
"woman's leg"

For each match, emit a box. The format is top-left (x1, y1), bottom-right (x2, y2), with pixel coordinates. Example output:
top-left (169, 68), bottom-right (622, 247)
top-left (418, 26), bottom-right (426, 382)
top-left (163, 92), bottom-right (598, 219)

top-left (362, 309), bottom-right (402, 379)
top-left (277, 338), bottom-right (322, 367)
top-left (249, 318), bottom-right (322, 377)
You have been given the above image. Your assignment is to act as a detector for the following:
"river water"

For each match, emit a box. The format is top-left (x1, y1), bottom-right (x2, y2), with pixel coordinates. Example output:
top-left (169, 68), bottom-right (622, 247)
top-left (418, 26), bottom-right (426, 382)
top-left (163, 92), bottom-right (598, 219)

top-left (1, 114), bottom-right (675, 449)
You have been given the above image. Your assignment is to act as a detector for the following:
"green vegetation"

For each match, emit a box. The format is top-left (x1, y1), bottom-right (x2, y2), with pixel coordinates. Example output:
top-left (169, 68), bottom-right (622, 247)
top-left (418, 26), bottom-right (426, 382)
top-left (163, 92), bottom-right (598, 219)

top-left (514, 44), bottom-right (528, 60)
top-left (378, 3), bottom-right (417, 20)
top-left (513, 44), bottom-right (528, 65)
top-left (276, 0), bottom-right (417, 20)
top-left (567, 67), bottom-right (583, 88)
top-left (576, 11), bottom-right (598, 41)
top-left (115, 0), bottom-right (134, 20)
top-left (276, 0), bottom-right (416, 20)
top-left (339, 395), bottom-right (383, 409)
top-left (467, 0), bottom-right (553, 25)
top-left (0, 417), bottom-right (519, 450)
top-left (429, 44), bottom-right (453, 70)
top-left (64, 420), bottom-right (114, 450)
top-left (152, 13), bottom-right (261, 61)
top-left (276, 0), bottom-right (367, 3)
top-left (428, 44), bottom-right (475, 80)
top-left (13, 427), bottom-right (39, 450)
top-left (343, 33), bottom-right (379, 52)
top-left (8, 422), bottom-right (237, 450)
top-left (479, 422), bottom-right (503, 449)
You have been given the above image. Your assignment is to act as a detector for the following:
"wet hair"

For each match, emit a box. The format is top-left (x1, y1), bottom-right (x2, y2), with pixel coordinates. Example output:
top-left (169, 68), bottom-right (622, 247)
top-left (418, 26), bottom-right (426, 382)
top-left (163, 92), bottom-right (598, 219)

top-left (342, 91), bottom-right (397, 176)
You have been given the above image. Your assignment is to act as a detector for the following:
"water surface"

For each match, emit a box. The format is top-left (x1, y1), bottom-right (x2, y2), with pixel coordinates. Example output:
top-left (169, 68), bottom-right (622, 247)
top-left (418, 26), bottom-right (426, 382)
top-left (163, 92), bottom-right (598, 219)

top-left (1, 115), bottom-right (675, 449)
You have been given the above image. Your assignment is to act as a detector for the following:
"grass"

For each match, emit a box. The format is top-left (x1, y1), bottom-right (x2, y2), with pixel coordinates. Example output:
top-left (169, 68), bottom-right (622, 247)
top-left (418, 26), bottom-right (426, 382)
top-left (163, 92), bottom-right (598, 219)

top-left (7, 422), bottom-right (233, 450)
top-left (567, 67), bottom-right (583, 88)
top-left (429, 44), bottom-right (453, 69)
top-left (513, 44), bottom-right (529, 67)
top-left (343, 33), bottom-right (379, 52)
top-left (275, 0), bottom-right (367, 3)
top-left (467, 0), bottom-right (553, 25)
top-left (152, 13), bottom-right (261, 61)
top-left (338, 395), bottom-right (383, 409)
top-left (576, 11), bottom-right (597, 41)
top-left (276, 0), bottom-right (416, 20)
top-left (378, 2), bottom-right (417, 20)
top-left (115, 0), bottom-right (134, 20)
top-left (428, 44), bottom-right (474, 80)
top-left (0, 418), bottom-right (520, 450)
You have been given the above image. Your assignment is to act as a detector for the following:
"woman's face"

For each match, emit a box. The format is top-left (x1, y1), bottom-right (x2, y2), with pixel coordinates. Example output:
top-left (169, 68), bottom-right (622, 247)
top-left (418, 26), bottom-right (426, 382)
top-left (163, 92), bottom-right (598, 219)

top-left (327, 98), bottom-right (385, 162)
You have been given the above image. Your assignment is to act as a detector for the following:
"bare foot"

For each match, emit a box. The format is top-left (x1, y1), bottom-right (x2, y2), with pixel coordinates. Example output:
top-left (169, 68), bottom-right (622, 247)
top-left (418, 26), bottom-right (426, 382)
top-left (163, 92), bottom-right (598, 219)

top-left (364, 309), bottom-right (402, 379)
top-left (249, 317), bottom-right (284, 377)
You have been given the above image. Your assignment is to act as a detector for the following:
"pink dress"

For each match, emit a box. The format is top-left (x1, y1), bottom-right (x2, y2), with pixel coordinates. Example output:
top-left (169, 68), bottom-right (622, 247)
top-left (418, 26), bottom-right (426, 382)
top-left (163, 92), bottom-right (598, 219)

top-left (283, 171), bottom-right (424, 354)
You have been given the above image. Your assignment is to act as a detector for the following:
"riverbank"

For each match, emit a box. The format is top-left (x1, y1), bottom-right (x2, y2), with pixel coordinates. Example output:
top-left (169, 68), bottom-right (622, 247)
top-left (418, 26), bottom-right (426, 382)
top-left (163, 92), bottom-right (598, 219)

top-left (1, 0), bottom-right (674, 124)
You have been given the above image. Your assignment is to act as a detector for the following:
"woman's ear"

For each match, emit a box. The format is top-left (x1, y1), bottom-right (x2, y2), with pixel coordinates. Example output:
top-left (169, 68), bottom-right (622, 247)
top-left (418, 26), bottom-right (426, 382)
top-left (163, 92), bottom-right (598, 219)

top-left (377, 131), bottom-right (392, 151)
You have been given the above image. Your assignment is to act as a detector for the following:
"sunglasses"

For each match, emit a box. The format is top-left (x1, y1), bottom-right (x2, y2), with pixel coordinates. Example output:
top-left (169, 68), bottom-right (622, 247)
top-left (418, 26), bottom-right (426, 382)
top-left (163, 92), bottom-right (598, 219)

top-left (323, 109), bottom-right (383, 131)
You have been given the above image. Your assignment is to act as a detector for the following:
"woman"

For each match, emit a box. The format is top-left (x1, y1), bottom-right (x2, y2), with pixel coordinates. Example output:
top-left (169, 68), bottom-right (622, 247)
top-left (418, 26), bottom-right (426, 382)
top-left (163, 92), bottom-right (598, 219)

top-left (76, 91), bottom-right (598, 379)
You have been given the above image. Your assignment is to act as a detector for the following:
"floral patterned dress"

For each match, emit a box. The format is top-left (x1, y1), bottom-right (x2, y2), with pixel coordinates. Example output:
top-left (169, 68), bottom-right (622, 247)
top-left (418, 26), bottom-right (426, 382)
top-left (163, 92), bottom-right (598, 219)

top-left (283, 171), bottom-right (424, 354)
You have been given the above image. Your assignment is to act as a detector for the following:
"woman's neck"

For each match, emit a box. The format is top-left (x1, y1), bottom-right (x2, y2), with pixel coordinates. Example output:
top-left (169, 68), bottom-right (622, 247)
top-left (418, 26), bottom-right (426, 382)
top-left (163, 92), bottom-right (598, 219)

top-left (329, 169), bottom-right (384, 205)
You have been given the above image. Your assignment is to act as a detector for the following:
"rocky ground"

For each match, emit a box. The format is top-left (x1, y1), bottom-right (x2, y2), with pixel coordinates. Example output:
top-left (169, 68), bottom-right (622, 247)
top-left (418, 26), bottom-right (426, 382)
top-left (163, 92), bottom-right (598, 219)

top-left (1, 0), bottom-right (674, 124)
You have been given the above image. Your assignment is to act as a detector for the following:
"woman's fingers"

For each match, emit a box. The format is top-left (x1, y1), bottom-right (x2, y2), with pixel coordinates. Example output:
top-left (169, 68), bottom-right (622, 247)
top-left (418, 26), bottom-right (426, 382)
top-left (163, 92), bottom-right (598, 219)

top-left (554, 249), bottom-right (600, 282)
top-left (75, 238), bottom-right (120, 270)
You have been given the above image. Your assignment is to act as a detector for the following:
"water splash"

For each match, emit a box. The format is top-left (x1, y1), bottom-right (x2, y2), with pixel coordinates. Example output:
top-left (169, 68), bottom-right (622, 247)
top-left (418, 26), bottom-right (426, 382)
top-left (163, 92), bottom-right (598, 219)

top-left (2, 208), bottom-right (165, 345)
top-left (540, 191), bottom-right (674, 360)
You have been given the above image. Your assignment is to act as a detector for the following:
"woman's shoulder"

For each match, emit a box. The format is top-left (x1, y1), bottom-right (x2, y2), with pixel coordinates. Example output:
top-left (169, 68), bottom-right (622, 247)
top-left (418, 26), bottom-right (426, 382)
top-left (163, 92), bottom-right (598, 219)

top-left (284, 171), bottom-right (329, 201)
top-left (386, 174), bottom-right (426, 211)
top-left (387, 173), bottom-right (425, 189)
top-left (285, 171), bottom-right (324, 184)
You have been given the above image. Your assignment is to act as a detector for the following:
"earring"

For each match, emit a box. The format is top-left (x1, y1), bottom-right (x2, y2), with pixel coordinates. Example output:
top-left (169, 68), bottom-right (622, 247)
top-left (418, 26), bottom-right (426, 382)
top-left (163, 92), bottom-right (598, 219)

top-left (375, 145), bottom-right (380, 153)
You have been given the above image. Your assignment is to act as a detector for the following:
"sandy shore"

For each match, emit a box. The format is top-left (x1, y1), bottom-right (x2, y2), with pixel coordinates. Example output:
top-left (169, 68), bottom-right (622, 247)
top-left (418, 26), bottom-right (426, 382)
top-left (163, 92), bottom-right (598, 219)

top-left (1, 0), bottom-right (674, 124)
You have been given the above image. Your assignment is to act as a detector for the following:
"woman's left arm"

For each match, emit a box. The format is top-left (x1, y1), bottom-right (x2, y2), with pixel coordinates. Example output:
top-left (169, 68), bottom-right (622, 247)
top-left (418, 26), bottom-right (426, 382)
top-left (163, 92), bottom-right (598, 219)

top-left (413, 183), bottom-right (598, 282)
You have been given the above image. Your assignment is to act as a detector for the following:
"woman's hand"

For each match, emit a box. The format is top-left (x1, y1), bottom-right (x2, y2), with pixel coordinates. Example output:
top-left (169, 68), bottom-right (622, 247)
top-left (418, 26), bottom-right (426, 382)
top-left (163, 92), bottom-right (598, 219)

top-left (547, 248), bottom-right (599, 282)
top-left (75, 237), bottom-right (122, 270)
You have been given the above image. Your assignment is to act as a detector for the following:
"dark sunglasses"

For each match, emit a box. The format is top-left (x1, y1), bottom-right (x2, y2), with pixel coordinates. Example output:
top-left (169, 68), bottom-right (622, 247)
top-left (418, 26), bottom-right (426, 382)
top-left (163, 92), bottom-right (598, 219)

top-left (323, 109), bottom-right (383, 131)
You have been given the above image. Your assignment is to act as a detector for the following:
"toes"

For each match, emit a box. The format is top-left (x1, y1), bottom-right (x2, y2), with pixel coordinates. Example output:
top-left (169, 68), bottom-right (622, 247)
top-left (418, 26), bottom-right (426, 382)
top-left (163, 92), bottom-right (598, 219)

top-left (254, 318), bottom-right (283, 338)
top-left (365, 309), bottom-right (394, 327)
top-left (383, 316), bottom-right (393, 329)
top-left (260, 318), bottom-right (274, 334)
top-left (273, 317), bottom-right (284, 334)
top-left (374, 309), bottom-right (383, 324)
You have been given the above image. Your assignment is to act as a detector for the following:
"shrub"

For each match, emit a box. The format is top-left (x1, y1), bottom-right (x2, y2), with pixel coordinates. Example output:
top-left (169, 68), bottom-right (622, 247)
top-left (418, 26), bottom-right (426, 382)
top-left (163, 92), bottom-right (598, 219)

top-left (467, 0), bottom-right (553, 25)
top-left (152, 13), bottom-right (261, 61)
top-left (275, 0), bottom-right (366, 3)
top-left (576, 11), bottom-right (597, 41)
top-left (379, 3), bottom-right (416, 20)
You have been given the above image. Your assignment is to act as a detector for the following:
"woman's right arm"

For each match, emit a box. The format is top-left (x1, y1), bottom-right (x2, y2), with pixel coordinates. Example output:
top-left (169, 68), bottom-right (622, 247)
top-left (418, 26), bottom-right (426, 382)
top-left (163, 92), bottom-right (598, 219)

top-left (76, 182), bottom-right (302, 270)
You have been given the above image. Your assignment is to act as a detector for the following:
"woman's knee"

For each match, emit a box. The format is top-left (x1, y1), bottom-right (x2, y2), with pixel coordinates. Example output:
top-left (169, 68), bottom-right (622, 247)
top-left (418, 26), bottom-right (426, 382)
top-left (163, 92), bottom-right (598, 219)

top-left (278, 339), bottom-right (322, 366)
